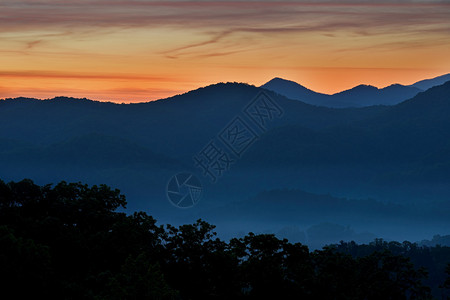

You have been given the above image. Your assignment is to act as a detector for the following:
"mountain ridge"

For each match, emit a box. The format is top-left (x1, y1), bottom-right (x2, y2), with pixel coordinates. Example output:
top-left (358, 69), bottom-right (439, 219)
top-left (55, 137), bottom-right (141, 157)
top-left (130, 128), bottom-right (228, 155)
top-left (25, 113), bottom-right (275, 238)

top-left (261, 73), bottom-right (449, 108)
top-left (1, 78), bottom-right (450, 240)
top-left (3, 73), bottom-right (448, 107)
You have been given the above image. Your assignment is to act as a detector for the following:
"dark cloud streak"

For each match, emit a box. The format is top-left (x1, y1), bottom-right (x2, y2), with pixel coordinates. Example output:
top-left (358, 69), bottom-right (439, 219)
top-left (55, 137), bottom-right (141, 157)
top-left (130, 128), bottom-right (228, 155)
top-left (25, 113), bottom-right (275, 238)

top-left (1, 1), bottom-right (449, 34)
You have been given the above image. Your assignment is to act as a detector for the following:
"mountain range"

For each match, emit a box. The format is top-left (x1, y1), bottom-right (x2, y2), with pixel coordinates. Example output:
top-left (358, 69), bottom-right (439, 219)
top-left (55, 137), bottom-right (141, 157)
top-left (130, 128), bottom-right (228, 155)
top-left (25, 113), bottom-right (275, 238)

top-left (1, 75), bottom-right (450, 245)
top-left (261, 73), bottom-right (450, 108)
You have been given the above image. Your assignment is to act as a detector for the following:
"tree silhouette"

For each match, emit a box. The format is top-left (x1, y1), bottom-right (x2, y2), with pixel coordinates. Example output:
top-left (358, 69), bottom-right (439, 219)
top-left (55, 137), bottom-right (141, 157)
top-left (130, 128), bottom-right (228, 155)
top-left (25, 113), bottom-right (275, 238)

top-left (0, 179), bottom-right (446, 299)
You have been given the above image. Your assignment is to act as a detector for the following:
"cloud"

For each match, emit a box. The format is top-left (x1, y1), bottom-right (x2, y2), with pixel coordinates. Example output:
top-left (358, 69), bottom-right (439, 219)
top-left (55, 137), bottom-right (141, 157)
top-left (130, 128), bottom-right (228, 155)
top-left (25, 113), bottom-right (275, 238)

top-left (25, 40), bottom-right (43, 49)
top-left (2, 1), bottom-right (449, 58)
top-left (1, 0), bottom-right (449, 101)
top-left (1, 1), bottom-right (449, 33)
top-left (161, 31), bottom-right (233, 58)
top-left (0, 70), bottom-right (171, 81)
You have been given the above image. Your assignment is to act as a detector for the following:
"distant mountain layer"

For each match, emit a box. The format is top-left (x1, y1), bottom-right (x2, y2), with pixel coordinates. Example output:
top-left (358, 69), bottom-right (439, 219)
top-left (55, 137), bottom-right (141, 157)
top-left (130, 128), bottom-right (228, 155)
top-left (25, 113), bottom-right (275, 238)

top-left (261, 73), bottom-right (449, 108)
top-left (238, 81), bottom-right (450, 193)
top-left (1, 81), bottom-right (450, 174)
top-left (411, 73), bottom-right (450, 90)
top-left (1, 80), bottom-right (450, 219)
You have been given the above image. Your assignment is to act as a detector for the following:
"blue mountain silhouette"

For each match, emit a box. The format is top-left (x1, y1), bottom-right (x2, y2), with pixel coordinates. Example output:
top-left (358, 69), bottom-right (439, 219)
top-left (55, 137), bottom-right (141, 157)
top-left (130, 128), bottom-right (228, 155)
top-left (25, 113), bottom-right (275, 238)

top-left (261, 73), bottom-right (449, 107)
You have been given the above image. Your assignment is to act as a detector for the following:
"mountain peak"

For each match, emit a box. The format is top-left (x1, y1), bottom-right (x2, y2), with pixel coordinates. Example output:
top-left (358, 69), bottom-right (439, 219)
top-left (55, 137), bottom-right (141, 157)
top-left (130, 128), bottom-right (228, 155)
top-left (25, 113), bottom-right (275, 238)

top-left (266, 77), bottom-right (303, 85)
top-left (260, 77), bottom-right (322, 104)
top-left (331, 84), bottom-right (378, 97)
top-left (263, 77), bottom-right (311, 90)
top-left (386, 83), bottom-right (404, 88)
top-left (351, 84), bottom-right (378, 91)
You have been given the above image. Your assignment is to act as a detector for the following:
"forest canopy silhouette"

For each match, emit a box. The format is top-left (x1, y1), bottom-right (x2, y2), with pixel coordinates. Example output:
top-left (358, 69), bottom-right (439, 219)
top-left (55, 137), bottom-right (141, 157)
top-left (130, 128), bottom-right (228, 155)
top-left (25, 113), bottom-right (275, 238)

top-left (0, 179), bottom-right (449, 299)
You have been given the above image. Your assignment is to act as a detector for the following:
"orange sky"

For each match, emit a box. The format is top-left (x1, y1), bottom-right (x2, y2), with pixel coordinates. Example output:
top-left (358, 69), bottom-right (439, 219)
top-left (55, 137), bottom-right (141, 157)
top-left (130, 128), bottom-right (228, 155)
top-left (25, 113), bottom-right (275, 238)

top-left (1, 1), bottom-right (450, 103)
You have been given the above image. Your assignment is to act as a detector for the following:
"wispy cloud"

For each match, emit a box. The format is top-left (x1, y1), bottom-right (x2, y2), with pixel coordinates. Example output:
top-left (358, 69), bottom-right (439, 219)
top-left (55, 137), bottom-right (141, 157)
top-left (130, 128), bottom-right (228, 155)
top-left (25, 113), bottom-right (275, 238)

top-left (2, 1), bottom-right (449, 31)
top-left (2, 1), bottom-right (449, 57)
top-left (0, 70), bottom-right (168, 80)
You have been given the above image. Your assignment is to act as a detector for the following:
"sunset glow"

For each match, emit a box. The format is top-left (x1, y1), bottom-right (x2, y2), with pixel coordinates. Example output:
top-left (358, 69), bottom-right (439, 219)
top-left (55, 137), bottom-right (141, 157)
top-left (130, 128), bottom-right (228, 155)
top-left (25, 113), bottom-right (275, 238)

top-left (1, 1), bottom-right (450, 102)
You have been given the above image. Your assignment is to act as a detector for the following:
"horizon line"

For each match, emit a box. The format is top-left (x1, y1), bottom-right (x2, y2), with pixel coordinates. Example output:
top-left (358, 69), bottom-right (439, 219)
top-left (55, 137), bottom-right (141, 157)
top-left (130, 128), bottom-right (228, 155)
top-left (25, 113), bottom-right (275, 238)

top-left (1, 72), bottom-right (449, 104)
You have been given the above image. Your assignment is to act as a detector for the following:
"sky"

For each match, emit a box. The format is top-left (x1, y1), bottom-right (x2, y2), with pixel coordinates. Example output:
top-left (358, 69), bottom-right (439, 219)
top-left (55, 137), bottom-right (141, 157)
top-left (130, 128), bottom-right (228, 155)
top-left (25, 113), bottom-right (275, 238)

top-left (1, 0), bottom-right (450, 103)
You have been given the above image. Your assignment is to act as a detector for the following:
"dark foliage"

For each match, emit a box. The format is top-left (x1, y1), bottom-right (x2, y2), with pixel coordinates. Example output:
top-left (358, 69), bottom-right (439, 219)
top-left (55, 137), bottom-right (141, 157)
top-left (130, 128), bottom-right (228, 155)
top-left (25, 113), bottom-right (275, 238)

top-left (0, 179), bottom-right (448, 299)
